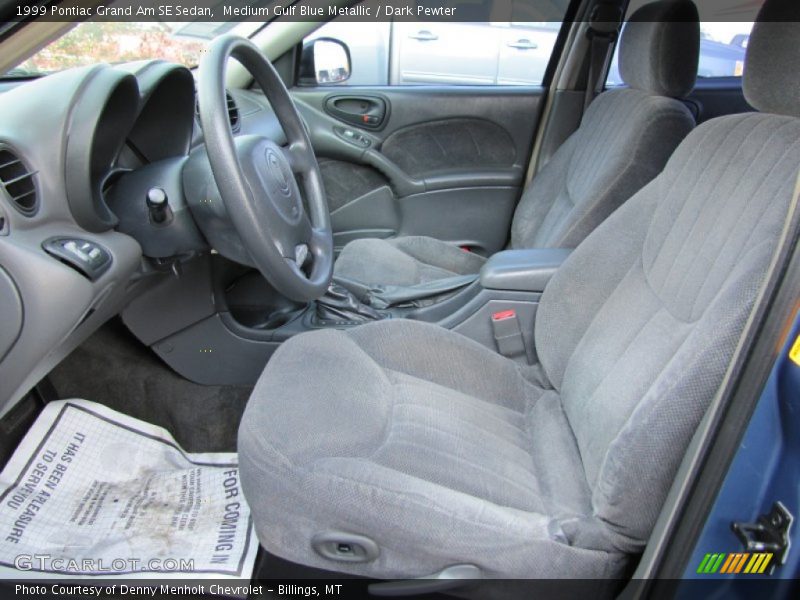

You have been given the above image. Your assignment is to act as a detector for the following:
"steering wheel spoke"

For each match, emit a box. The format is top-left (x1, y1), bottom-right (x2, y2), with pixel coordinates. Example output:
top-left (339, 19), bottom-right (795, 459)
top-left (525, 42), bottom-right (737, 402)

top-left (276, 212), bottom-right (313, 265)
top-left (281, 142), bottom-right (311, 175)
top-left (283, 223), bottom-right (330, 281)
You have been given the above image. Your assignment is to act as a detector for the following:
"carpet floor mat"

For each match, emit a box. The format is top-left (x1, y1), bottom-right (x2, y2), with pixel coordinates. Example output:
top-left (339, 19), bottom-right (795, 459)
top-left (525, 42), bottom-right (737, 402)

top-left (48, 319), bottom-right (252, 453)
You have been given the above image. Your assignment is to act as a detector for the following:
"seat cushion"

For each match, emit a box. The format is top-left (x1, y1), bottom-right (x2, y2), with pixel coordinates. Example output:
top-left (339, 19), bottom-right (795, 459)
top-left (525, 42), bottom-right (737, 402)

top-left (333, 235), bottom-right (486, 288)
top-left (239, 319), bottom-right (625, 579)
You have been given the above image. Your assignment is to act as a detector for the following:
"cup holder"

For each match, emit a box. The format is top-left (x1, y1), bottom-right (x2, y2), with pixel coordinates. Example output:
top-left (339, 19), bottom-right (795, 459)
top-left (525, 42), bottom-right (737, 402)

top-left (224, 270), bottom-right (306, 331)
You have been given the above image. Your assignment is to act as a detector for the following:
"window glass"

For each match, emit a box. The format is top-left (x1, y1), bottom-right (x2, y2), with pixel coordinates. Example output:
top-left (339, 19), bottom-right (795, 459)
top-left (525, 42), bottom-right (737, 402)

top-left (301, 0), bottom-right (570, 87)
top-left (6, 21), bottom-right (263, 78)
top-left (607, 21), bottom-right (754, 86)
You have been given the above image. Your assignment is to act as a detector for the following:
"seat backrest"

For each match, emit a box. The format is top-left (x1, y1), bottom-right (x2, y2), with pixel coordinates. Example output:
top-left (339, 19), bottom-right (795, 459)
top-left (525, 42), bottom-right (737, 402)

top-left (511, 0), bottom-right (699, 250)
top-left (534, 0), bottom-right (800, 549)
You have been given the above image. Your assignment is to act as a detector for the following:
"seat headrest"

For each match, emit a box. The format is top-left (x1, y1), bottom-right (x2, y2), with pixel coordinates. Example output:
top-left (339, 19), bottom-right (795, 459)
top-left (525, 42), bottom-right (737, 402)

top-left (618, 0), bottom-right (700, 98)
top-left (743, 0), bottom-right (800, 117)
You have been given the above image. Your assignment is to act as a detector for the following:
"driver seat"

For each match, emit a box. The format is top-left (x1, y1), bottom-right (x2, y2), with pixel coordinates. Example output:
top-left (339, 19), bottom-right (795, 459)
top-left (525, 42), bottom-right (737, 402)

top-left (333, 0), bottom-right (700, 294)
top-left (238, 0), bottom-right (800, 580)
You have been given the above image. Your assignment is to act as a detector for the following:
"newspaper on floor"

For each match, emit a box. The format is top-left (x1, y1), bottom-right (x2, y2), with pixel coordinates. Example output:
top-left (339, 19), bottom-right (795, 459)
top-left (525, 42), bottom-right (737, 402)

top-left (0, 399), bottom-right (259, 580)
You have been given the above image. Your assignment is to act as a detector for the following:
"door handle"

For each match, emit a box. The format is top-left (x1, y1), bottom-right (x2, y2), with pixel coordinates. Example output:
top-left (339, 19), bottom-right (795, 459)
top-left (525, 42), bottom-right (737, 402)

top-left (409, 30), bottom-right (438, 41)
top-left (507, 39), bottom-right (537, 50)
top-left (324, 95), bottom-right (388, 129)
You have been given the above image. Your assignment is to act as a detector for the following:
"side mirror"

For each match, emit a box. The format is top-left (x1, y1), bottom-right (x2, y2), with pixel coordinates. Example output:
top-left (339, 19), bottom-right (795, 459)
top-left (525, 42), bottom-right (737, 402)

top-left (298, 38), bottom-right (351, 85)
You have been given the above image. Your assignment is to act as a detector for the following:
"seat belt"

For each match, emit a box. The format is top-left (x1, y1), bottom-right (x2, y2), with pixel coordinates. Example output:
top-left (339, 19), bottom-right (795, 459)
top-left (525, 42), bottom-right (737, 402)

top-left (366, 274), bottom-right (479, 309)
top-left (334, 274), bottom-right (478, 309)
top-left (583, 1), bottom-right (623, 112)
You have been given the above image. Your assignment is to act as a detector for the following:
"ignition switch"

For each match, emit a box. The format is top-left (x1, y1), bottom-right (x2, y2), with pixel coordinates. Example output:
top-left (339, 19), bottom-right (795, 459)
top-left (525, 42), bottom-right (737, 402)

top-left (146, 187), bottom-right (172, 225)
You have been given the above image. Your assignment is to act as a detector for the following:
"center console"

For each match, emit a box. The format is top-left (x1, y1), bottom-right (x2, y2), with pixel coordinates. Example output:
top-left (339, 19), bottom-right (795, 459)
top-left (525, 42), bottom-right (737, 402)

top-left (120, 248), bottom-right (572, 384)
top-left (479, 248), bottom-right (572, 292)
top-left (434, 248), bottom-right (571, 363)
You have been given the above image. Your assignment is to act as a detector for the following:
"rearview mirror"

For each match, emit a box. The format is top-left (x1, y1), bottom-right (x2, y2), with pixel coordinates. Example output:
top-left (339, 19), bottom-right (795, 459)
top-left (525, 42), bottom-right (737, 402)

top-left (298, 38), bottom-right (351, 85)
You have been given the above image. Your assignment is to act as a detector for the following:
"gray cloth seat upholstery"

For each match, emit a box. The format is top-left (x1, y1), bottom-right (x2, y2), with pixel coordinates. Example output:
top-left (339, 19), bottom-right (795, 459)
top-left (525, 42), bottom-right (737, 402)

top-left (334, 235), bottom-right (487, 288)
top-left (238, 0), bottom-right (800, 580)
top-left (333, 0), bottom-right (700, 290)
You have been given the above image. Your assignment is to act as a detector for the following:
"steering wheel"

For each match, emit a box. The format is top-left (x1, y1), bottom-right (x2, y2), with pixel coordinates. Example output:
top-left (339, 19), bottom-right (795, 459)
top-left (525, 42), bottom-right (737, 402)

top-left (197, 35), bottom-right (333, 302)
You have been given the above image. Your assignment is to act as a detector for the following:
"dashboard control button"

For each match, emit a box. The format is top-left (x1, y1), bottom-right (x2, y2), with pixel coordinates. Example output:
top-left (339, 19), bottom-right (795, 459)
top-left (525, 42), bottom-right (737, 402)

top-left (42, 237), bottom-right (112, 281)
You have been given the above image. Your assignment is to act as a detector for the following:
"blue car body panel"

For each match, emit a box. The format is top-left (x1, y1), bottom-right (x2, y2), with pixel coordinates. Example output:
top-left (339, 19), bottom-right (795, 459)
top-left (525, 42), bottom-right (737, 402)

top-left (679, 308), bottom-right (800, 595)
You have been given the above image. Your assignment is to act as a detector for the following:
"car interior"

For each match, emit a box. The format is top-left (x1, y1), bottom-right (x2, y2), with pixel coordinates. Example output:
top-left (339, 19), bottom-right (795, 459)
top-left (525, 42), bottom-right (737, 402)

top-left (0, 0), bottom-right (798, 594)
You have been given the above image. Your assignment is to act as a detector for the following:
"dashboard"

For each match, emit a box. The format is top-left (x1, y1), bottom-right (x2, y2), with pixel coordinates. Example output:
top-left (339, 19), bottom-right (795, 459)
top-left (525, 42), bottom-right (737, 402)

top-left (0, 60), bottom-right (283, 415)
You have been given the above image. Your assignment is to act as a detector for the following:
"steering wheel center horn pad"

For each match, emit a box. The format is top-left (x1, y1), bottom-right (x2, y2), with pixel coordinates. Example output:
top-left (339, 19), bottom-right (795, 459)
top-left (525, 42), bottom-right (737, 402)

top-left (265, 147), bottom-right (292, 197)
top-left (240, 136), bottom-right (303, 224)
top-left (184, 35), bottom-right (333, 302)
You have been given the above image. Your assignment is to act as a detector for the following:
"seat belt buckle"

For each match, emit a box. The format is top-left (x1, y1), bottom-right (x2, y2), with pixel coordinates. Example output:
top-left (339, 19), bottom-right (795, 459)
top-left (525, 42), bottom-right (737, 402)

top-left (491, 309), bottom-right (527, 358)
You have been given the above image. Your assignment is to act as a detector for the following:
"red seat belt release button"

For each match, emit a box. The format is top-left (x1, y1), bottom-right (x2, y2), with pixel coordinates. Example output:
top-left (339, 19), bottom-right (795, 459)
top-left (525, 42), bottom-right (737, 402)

top-left (492, 309), bottom-right (516, 321)
top-left (490, 309), bottom-right (526, 357)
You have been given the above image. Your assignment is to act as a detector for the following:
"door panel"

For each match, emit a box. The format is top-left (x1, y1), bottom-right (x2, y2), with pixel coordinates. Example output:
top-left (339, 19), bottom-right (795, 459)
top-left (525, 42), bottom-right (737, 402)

top-left (318, 158), bottom-right (389, 213)
top-left (380, 117), bottom-right (516, 177)
top-left (330, 185), bottom-right (398, 249)
top-left (292, 86), bottom-right (544, 255)
top-left (397, 187), bottom-right (519, 254)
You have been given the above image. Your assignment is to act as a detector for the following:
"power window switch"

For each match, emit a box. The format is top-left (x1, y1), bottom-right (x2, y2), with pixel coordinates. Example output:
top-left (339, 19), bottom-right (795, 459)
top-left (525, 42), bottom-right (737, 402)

top-left (63, 240), bottom-right (91, 263)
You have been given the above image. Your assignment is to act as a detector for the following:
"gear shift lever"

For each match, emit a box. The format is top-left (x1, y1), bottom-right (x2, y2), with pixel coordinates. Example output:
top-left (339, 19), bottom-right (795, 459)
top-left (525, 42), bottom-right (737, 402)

top-left (314, 282), bottom-right (386, 325)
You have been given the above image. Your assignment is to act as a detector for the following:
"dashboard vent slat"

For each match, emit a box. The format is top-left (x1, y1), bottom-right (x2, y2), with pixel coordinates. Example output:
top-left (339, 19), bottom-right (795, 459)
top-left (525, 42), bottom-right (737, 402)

top-left (0, 148), bottom-right (38, 216)
top-left (226, 91), bottom-right (240, 133)
top-left (3, 172), bottom-right (34, 186)
top-left (0, 158), bottom-right (22, 170)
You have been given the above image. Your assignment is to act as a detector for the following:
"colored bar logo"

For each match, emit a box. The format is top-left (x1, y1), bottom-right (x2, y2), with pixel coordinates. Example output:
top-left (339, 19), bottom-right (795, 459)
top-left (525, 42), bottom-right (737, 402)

top-left (696, 552), bottom-right (773, 574)
top-left (789, 334), bottom-right (800, 367)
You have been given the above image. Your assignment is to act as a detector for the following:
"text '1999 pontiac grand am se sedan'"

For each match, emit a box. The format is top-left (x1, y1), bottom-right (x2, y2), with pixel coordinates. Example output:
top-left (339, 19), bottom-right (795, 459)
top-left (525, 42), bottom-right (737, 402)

top-left (0, 0), bottom-right (798, 598)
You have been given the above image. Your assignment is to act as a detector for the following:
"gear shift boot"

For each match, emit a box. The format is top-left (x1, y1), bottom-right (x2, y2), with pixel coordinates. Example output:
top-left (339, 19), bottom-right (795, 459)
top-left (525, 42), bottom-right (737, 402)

top-left (313, 283), bottom-right (387, 326)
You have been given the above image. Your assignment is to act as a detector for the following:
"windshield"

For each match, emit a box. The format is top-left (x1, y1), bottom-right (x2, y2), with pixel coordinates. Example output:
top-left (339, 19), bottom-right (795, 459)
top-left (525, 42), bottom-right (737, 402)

top-left (5, 20), bottom-right (263, 78)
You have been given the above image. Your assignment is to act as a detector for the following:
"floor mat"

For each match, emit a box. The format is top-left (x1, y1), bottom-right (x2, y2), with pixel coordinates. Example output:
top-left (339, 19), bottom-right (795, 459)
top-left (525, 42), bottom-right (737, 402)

top-left (0, 400), bottom-right (258, 579)
top-left (48, 319), bottom-right (252, 453)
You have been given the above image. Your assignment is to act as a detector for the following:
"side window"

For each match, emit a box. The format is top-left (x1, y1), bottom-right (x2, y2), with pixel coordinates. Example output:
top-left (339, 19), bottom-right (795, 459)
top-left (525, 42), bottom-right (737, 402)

top-left (607, 22), bottom-right (754, 87)
top-left (300, 0), bottom-right (570, 87)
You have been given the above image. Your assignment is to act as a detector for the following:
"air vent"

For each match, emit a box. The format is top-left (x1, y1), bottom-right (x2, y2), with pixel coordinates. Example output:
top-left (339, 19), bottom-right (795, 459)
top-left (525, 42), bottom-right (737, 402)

top-left (195, 90), bottom-right (240, 133)
top-left (0, 148), bottom-right (38, 216)
top-left (226, 92), bottom-right (240, 133)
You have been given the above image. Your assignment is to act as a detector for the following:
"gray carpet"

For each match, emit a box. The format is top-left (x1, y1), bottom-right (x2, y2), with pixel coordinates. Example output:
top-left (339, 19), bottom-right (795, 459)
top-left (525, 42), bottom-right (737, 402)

top-left (48, 318), bottom-right (251, 452)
